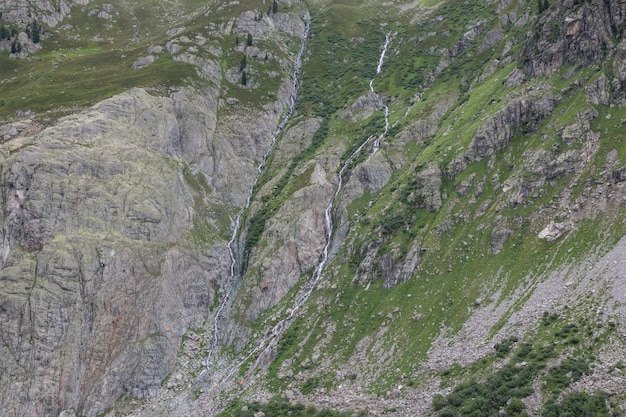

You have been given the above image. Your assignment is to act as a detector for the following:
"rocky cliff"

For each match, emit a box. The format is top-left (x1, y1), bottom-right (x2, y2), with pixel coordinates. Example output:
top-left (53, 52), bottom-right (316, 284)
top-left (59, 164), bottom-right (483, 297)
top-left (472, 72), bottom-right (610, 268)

top-left (0, 0), bottom-right (310, 415)
top-left (1, 0), bottom-right (626, 416)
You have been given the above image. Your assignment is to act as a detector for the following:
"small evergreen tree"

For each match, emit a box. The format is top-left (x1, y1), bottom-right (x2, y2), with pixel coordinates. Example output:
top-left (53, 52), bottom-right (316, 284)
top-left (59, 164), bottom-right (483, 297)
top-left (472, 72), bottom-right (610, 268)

top-left (10, 40), bottom-right (16, 53)
top-left (543, 0), bottom-right (549, 11)
top-left (272, 0), bottom-right (278, 14)
top-left (247, 33), bottom-right (253, 46)
top-left (538, 0), bottom-right (544, 13)
top-left (235, 35), bottom-right (239, 46)
top-left (241, 70), bottom-right (247, 86)
top-left (240, 55), bottom-right (247, 71)
top-left (31, 19), bottom-right (40, 43)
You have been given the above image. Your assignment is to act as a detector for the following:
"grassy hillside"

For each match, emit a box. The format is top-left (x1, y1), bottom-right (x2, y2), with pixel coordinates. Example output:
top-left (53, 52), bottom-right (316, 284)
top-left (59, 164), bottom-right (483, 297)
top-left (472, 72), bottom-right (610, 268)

top-left (224, 0), bottom-right (626, 415)
top-left (2, 0), bottom-right (625, 415)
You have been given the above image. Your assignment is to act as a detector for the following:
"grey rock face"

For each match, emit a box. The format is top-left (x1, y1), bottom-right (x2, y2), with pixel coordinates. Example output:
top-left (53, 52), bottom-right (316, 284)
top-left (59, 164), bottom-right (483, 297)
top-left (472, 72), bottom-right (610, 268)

top-left (413, 164), bottom-right (443, 211)
top-left (586, 73), bottom-right (611, 105)
top-left (0, 0), bottom-right (80, 27)
top-left (491, 227), bottom-right (513, 254)
top-left (235, 164), bottom-right (334, 322)
top-left (522, 0), bottom-right (626, 77)
top-left (449, 92), bottom-right (555, 175)
top-left (538, 221), bottom-right (573, 242)
top-left (0, 53), bottom-right (304, 412)
top-left (340, 92), bottom-right (385, 122)
top-left (0, 87), bottom-right (238, 417)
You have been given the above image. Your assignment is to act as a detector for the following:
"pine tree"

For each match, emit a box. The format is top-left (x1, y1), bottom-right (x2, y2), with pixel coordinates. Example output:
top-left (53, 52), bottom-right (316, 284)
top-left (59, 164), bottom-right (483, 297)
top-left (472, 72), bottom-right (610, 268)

top-left (240, 55), bottom-right (247, 71)
top-left (31, 19), bottom-right (40, 44)
top-left (538, 0), bottom-right (544, 13)
top-left (11, 40), bottom-right (16, 54)
top-left (247, 33), bottom-right (253, 46)
top-left (272, 0), bottom-right (278, 14)
top-left (543, 0), bottom-right (549, 11)
top-left (241, 71), bottom-right (247, 86)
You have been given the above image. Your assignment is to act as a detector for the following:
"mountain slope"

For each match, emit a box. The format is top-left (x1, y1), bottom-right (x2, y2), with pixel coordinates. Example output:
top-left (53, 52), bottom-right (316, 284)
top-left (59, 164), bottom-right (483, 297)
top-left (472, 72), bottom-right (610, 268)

top-left (0, 0), bottom-right (625, 416)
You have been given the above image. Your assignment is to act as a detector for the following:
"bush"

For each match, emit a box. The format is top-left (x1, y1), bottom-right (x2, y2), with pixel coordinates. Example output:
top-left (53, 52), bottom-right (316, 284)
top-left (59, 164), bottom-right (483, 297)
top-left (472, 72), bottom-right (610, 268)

top-left (545, 357), bottom-right (590, 392)
top-left (542, 392), bottom-right (609, 417)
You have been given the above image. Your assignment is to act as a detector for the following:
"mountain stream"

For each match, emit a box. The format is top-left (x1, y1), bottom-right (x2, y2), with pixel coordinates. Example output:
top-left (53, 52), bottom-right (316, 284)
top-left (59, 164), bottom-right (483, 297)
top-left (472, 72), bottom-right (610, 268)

top-left (203, 31), bottom-right (394, 390)
top-left (203, 17), bottom-right (311, 374)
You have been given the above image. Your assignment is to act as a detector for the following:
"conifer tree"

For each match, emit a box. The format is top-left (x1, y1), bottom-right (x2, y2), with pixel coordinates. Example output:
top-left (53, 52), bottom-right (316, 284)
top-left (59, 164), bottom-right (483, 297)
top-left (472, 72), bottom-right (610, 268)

top-left (31, 19), bottom-right (40, 43)
top-left (272, 0), bottom-right (278, 14)
top-left (241, 71), bottom-right (247, 86)
top-left (247, 33), bottom-right (253, 46)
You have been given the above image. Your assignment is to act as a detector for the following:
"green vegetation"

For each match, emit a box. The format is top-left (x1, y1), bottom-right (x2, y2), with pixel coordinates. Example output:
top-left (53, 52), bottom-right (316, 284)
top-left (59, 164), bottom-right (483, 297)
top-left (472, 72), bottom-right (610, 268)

top-left (543, 392), bottom-right (609, 417)
top-left (434, 342), bottom-right (555, 416)
top-left (217, 396), bottom-right (366, 417)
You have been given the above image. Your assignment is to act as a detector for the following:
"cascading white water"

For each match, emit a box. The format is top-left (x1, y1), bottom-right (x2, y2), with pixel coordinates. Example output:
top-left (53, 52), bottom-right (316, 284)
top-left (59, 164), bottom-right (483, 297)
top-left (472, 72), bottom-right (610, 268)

top-left (204, 17), bottom-right (311, 374)
top-left (208, 31), bottom-right (397, 382)
top-left (369, 32), bottom-right (392, 156)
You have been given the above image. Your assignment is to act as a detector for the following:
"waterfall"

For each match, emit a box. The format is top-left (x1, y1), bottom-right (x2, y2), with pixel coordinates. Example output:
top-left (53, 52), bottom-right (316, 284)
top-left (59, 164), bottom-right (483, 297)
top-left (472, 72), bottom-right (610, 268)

top-left (369, 32), bottom-right (392, 156)
top-left (203, 17), bottom-right (311, 374)
top-left (213, 30), bottom-right (397, 380)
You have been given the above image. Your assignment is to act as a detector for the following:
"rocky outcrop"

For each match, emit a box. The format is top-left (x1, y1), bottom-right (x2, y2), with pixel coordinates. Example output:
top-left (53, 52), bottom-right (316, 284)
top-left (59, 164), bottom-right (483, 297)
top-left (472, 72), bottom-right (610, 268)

top-left (0, 0), bottom-right (83, 27)
top-left (538, 221), bottom-right (574, 241)
top-left (233, 166), bottom-right (334, 321)
top-left (448, 91), bottom-right (556, 176)
top-left (0, 87), bottom-right (239, 417)
top-left (340, 92), bottom-right (385, 122)
top-left (522, 0), bottom-right (626, 77)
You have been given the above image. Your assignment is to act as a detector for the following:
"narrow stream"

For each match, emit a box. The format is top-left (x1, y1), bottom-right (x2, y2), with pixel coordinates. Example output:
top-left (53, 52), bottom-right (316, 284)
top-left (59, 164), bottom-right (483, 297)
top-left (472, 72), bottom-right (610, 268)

top-left (204, 17), bottom-right (311, 374)
top-left (209, 31), bottom-right (396, 382)
top-left (369, 32), bottom-right (392, 156)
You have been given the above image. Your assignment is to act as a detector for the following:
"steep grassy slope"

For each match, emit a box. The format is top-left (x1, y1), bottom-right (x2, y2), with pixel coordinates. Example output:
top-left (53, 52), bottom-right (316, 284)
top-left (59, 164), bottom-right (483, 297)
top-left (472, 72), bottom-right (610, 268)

top-left (218, 0), bottom-right (626, 415)
top-left (1, 0), bottom-right (626, 416)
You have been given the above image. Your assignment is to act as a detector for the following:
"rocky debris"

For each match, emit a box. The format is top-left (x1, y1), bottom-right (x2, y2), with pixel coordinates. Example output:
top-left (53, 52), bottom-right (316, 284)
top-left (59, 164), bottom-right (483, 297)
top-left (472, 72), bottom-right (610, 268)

top-left (522, 0), bottom-right (626, 77)
top-left (0, 119), bottom-right (42, 141)
top-left (538, 221), bottom-right (574, 241)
